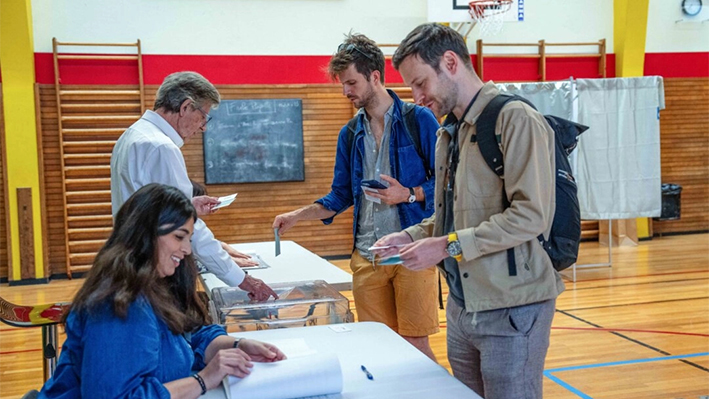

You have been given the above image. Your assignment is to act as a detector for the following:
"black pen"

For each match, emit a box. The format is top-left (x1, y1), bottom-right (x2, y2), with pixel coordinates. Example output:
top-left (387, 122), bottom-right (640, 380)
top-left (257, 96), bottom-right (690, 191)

top-left (360, 365), bottom-right (374, 380)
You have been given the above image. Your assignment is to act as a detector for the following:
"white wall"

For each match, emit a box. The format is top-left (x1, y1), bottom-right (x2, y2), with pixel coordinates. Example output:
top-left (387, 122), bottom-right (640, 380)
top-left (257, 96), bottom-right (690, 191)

top-left (32, 0), bottom-right (614, 55)
top-left (32, 0), bottom-right (427, 55)
top-left (646, 0), bottom-right (709, 53)
top-left (472, 0), bottom-right (613, 54)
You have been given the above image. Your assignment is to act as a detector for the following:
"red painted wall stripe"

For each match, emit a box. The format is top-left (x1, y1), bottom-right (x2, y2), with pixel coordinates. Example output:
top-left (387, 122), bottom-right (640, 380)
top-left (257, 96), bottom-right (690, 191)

top-left (34, 54), bottom-right (408, 85)
top-left (645, 52), bottom-right (709, 78)
top-left (22, 51), bottom-right (709, 85)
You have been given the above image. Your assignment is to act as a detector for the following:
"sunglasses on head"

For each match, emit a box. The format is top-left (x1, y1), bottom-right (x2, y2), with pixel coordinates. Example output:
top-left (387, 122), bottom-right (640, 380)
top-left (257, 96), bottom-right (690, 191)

top-left (337, 43), bottom-right (375, 61)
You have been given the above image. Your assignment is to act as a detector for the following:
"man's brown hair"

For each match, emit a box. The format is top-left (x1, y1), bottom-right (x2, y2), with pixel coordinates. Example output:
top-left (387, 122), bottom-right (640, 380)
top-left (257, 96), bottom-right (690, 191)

top-left (328, 33), bottom-right (385, 83)
top-left (392, 23), bottom-right (473, 72)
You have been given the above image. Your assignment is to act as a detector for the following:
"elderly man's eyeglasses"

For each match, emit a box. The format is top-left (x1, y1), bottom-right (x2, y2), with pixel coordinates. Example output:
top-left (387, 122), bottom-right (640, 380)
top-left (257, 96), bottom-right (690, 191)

top-left (192, 103), bottom-right (213, 126)
top-left (337, 43), bottom-right (374, 61)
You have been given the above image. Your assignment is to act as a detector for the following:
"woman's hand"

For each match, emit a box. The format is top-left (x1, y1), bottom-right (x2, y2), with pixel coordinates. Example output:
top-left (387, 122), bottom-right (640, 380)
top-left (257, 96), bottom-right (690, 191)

top-left (237, 339), bottom-right (287, 362)
top-left (199, 348), bottom-right (254, 390)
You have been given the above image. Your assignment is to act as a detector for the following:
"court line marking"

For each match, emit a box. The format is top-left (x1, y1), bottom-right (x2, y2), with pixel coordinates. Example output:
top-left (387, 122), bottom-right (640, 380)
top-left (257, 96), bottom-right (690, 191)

top-left (556, 310), bottom-right (708, 371)
top-left (545, 352), bottom-right (709, 398)
top-left (568, 276), bottom-right (708, 291)
top-left (559, 295), bottom-right (708, 312)
top-left (551, 326), bottom-right (709, 338)
top-left (564, 269), bottom-right (707, 284)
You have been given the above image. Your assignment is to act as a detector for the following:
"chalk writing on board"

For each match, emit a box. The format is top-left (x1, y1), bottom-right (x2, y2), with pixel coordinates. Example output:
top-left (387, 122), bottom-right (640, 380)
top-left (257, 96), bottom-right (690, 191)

top-left (203, 99), bottom-right (305, 184)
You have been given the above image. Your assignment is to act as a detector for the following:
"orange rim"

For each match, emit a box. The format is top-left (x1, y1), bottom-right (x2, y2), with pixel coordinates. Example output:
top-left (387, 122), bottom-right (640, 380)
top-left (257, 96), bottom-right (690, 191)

top-left (468, 0), bottom-right (513, 19)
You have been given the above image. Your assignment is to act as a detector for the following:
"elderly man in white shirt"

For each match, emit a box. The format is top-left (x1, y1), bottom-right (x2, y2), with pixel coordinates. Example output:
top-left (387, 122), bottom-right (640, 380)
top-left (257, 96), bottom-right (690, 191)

top-left (111, 71), bottom-right (277, 300)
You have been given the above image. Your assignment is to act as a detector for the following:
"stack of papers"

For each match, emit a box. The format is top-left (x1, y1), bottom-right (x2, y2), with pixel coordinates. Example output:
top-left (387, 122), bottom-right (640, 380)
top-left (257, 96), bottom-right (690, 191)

top-left (224, 339), bottom-right (343, 399)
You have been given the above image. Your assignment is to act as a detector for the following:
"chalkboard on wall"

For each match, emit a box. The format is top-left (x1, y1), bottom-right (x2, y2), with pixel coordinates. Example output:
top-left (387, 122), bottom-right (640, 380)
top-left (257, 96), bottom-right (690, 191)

top-left (203, 99), bottom-right (305, 184)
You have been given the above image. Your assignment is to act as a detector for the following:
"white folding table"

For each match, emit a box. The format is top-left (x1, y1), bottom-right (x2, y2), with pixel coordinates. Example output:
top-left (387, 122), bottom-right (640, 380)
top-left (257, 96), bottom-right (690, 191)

top-left (199, 240), bottom-right (353, 298)
top-left (203, 321), bottom-right (481, 399)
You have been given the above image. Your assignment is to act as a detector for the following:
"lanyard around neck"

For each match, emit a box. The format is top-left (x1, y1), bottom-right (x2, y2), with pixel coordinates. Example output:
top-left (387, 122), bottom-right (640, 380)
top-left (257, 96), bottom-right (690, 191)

top-left (446, 90), bottom-right (481, 191)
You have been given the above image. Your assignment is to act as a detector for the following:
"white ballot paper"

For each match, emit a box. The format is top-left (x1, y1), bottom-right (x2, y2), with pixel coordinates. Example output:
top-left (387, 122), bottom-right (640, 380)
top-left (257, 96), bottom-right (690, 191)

top-left (213, 193), bottom-right (238, 210)
top-left (225, 352), bottom-right (343, 399)
top-left (362, 186), bottom-right (381, 204)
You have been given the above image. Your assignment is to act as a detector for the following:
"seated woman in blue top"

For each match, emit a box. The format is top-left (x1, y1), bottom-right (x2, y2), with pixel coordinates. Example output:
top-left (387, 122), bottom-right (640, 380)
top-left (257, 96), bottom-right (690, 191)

top-left (39, 183), bottom-right (286, 399)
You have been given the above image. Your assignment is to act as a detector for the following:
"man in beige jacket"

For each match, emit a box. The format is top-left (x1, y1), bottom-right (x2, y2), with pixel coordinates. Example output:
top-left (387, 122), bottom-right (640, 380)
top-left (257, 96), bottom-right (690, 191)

top-left (374, 23), bottom-right (565, 399)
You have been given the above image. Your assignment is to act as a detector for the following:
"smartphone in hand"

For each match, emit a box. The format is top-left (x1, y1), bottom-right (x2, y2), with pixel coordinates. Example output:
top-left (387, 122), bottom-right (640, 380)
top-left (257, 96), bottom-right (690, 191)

top-left (361, 179), bottom-right (388, 190)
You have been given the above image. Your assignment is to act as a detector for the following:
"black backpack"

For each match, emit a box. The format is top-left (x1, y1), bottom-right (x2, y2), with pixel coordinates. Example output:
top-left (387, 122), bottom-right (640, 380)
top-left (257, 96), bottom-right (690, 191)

top-left (476, 93), bottom-right (589, 273)
top-left (345, 102), bottom-right (433, 178)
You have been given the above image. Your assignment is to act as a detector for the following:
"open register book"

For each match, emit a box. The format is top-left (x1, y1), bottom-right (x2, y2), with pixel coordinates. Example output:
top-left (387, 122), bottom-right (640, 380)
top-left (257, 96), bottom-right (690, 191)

top-left (223, 339), bottom-right (343, 399)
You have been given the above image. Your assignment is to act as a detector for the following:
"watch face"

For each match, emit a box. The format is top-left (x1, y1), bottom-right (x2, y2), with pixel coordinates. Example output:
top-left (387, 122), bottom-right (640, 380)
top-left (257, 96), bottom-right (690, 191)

top-left (408, 194), bottom-right (416, 203)
top-left (447, 240), bottom-right (462, 257)
top-left (683, 0), bottom-right (702, 16)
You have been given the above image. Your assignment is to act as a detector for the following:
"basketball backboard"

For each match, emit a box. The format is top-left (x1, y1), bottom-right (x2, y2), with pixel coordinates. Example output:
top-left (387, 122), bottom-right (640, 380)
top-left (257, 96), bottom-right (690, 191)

top-left (427, 0), bottom-right (525, 23)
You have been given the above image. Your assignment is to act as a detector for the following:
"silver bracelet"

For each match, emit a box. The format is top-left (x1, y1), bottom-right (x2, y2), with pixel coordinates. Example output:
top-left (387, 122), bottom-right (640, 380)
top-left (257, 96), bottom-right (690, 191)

top-left (233, 338), bottom-right (241, 349)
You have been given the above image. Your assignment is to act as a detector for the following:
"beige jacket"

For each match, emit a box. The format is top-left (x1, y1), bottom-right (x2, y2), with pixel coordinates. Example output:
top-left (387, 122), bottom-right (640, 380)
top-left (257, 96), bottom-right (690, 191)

top-left (405, 82), bottom-right (565, 312)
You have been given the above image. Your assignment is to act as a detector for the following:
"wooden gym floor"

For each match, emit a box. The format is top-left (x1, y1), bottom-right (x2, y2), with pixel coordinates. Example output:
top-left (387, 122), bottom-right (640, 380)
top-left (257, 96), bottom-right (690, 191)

top-left (1, 233), bottom-right (708, 398)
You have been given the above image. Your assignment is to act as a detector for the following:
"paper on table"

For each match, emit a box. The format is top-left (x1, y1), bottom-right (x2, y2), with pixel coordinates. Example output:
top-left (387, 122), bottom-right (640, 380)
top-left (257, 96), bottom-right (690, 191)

top-left (263, 338), bottom-right (317, 358)
top-left (213, 193), bottom-right (238, 210)
top-left (226, 352), bottom-right (343, 399)
top-left (226, 249), bottom-right (270, 271)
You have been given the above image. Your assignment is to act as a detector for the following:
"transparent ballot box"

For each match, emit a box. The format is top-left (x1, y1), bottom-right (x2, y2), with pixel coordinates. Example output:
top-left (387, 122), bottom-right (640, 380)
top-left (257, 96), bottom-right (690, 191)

top-left (211, 280), bottom-right (354, 332)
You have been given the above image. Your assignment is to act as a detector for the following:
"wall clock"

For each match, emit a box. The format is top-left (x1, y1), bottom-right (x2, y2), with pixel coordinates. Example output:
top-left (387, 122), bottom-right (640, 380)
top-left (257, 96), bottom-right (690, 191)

top-left (682, 0), bottom-right (703, 17)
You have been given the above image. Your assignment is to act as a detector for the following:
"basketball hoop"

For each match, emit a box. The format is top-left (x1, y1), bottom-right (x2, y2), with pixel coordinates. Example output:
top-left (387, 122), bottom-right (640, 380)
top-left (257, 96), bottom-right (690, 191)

top-left (469, 0), bottom-right (513, 36)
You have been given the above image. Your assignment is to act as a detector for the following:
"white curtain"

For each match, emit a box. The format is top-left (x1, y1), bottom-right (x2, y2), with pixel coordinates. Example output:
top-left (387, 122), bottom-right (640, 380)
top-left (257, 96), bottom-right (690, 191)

top-left (496, 81), bottom-right (573, 119)
top-left (575, 76), bottom-right (665, 219)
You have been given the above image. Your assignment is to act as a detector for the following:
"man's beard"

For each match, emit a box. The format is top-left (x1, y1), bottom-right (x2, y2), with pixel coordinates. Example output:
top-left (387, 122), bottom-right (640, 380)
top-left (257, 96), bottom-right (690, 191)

top-left (435, 73), bottom-right (458, 118)
top-left (354, 85), bottom-right (376, 109)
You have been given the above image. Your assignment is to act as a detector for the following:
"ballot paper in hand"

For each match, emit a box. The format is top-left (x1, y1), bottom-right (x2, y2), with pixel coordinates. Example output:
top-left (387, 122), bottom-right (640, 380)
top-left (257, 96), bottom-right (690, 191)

top-left (377, 254), bottom-right (403, 266)
top-left (362, 187), bottom-right (381, 204)
top-left (361, 179), bottom-right (389, 204)
top-left (213, 193), bottom-right (238, 210)
top-left (368, 244), bottom-right (407, 251)
top-left (225, 352), bottom-right (343, 399)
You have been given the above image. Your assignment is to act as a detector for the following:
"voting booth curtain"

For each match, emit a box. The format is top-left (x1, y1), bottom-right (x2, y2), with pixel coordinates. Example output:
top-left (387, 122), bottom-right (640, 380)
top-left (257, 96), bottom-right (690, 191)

top-left (495, 77), bottom-right (665, 221)
top-left (575, 76), bottom-right (665, 220)
top-left (497, 81), bottom-right (574, 120)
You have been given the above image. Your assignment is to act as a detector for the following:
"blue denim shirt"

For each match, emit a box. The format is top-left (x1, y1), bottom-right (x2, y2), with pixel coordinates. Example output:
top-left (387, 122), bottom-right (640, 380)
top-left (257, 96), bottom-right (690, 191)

top-left (315, 90), bottom-right (439, 238)
top-left (39, 297), bottom-right (226, 399)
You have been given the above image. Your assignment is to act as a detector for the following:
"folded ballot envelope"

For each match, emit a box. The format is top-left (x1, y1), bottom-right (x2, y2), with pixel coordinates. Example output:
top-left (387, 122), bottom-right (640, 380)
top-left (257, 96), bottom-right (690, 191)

top-left (211, 280), bottom-right (354, 333)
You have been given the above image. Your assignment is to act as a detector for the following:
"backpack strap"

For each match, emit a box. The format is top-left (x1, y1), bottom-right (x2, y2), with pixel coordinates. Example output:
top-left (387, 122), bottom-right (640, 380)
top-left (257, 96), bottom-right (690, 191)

top-left (475, 93), bottom-right (535, 277)
top-left (344, 115), bottom-right (360, 158)
top-left (400, 102), bottom-right (433, 179)
top-left (476, 94), bottom-right (536, 178)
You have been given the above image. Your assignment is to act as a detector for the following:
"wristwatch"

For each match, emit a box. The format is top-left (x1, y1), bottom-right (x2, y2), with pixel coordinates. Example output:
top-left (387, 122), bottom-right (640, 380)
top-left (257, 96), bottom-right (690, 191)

top-left (407, 187), bottom-right (416, 204)
top-left (446, 232), bottom-right (463, 261)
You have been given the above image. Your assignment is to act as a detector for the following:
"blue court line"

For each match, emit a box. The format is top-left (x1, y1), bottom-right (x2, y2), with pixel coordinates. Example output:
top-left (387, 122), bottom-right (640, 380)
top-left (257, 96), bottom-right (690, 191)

top-left (543, 371), bottom-right (593, 399)
top-left (544, 352), bottom-right (709, 398)
top-left (547, 351), bottom-right (709, 373)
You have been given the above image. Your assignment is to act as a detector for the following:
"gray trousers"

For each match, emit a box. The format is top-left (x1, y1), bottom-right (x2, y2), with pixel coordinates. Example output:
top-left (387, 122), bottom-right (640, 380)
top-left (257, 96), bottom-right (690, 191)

top-left (446, 296), bottom-right (556, 399)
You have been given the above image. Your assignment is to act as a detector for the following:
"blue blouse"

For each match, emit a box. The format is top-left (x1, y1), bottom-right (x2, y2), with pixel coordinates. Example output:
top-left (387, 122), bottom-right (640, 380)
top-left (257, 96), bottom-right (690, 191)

top-left (39, 297), bottom-right (226, 399)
